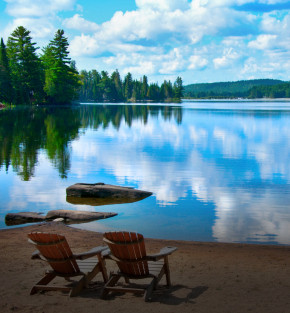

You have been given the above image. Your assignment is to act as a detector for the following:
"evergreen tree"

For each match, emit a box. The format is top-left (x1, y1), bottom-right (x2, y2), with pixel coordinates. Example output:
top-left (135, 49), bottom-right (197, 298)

top-left (132, 80), bottom-right (142, 101)
top-left (99, 71), bottom-right (113, 101)
top-left (7, 26), bottom-right (44, 104)
top-left (124, 72), bottom-right (133, 100)
top-left (111, 69), bottom-right (123, 101)
top-left (0, 38), bottom-right (13, 104)
top-left (173, 76), bottom-right (183, 100)
top-left (141, 75), bottom-right (148, 99)
top-left (42, 29), bottom-right (79, 104)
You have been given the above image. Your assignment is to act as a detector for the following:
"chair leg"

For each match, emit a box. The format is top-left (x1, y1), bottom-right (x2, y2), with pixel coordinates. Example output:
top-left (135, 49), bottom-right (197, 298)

top-left (144, 278), bottom-right (157, 302)
top-left (97, 254), bottom-right (109, 282)
top-left (164, 256), bottom-right (171, 287)
top-left (30, 272), bottom-right (56, 295)
top-left (69, 275), bottom-right (86, 297)
top-left (101, 274), bottom-right (121, 299)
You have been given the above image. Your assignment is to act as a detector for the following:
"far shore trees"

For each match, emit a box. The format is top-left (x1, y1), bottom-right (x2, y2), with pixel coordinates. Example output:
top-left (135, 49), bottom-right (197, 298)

top-left (78, 70), bottom-right (184, 103)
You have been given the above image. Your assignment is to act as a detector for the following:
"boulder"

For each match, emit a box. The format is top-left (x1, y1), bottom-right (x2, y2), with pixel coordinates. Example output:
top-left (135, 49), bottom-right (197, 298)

top-left (5, 212), bottom-right (46, 226)
top-left (45, 209), bottom-right (117, 221)
top-left (5, 209), bottom-right (117, 226)
top-left (66, 183), bottom-right (152, 199)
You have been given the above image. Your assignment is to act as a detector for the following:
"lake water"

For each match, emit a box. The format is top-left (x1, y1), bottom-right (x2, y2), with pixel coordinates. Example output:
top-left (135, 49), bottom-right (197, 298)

top-left (1, 100), bottom-right (290, 245)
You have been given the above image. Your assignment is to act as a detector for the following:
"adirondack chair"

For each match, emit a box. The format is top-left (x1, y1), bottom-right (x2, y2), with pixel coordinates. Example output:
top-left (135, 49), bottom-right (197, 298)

top-left (28, 232), bottom-right (109, 297)
top-left (102, 231), bottom-right (177, 301)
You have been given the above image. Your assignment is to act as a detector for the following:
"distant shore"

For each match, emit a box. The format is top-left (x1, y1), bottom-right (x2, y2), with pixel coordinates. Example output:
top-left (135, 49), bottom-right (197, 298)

top-left (0, 222), bottom-right (289, 313)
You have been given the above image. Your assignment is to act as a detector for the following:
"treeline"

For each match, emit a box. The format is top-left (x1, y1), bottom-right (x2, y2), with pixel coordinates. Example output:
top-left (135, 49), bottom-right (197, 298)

top-left (79, 70), bottom-right (183, 103)
top-left (0, 26), bottom-right (184, 106)
top-left (183, 79), bottom-right (289, 99)
top-left (248, 82), bottom-right (290, 98)
top-left (0, 26), bottom-right (79, 105)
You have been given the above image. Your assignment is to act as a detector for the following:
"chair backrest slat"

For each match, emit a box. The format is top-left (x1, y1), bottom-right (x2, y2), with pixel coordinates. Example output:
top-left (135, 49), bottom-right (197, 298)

top-left (28, 232), bottom-right (80, 275)
top-left (103, 231), bottom-right (149, 277)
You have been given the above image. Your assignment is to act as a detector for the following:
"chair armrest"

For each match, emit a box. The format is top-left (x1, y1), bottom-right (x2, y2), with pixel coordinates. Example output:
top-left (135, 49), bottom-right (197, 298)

top-left (31, 250), bottom-right (41, 260)
top-left (102, 248), bottom-right (111, 258)
top-left (74, 246), bottom-right (109, 260)
top-left (147, 246), bottom-right (177, 261)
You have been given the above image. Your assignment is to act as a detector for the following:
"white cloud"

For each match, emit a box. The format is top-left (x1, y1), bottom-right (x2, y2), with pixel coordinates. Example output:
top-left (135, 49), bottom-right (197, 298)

top-left (213, 47), bottom-right (240, 68)
top-left (5, 0), bottom-right (76, 17)
top-left (136, 0), bottom-right (189, 11)
top-left (248, 34), bottom-right (277, 50)
top-left (3, 0), bottom-right (76, 40)
top-left (2, 0), bottom-right (290, 81)
top-left (63, 14), bottom-right (99, 32)
top-left (4, 17), bottom-right (56, 39)
top-left (188, 55), bottom-right (208, 70)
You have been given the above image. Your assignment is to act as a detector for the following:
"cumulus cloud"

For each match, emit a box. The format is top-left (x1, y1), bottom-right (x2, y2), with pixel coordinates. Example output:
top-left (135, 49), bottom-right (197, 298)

top-left (2, 0), bottom-right (290, 81)
top-left (188, 55), bottom-right (208, 70)
top-left (248, 34), bottom-right (277, 49)
top-left (213, 47), bottom-right (240, 69)
top-left (5, 0), bottom-right (76, 17)
top-left (136, 0), bottom-right (190, 11)
top-left (63, 14), bottom-right (99, 32)
top-left (3, 0), bottom-right (76, 39)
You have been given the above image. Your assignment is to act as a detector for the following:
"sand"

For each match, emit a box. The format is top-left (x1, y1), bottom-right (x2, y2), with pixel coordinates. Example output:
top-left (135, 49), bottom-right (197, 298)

top-left (0, 222), bottom-right (289, 313)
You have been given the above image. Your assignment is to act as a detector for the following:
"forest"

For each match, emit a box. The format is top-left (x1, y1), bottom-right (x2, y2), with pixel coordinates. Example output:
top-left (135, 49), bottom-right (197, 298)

top-left (79, 70), bottom-right (183, 103)
top-left (0, 26), bottom-right (183, 106)
top-left (184, 79), bottom-right (290, 99)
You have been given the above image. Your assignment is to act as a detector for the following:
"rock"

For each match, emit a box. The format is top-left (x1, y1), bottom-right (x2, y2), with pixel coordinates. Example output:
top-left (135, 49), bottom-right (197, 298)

top-left (66, 183), bottom-right (152, 199)
top-left (5, 212), bottom-right (45, 226)
top-left (52, 218), bottom-right (65, 223)
top-left (45, 209), bottom-right (117, 221)
top-left (5, 209), bottom-right (117, 226)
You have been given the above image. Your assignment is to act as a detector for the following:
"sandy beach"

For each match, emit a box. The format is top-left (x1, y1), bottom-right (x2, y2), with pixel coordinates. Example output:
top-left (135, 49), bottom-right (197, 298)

top-left (0, 222), bottom-right (290, 313)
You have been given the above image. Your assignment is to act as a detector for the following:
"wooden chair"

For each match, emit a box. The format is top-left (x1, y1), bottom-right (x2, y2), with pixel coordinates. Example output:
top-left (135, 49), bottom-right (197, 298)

top-left (28, 232), bottom-right (109, 297)
top-left (102, 231), bottom-right (177, 301)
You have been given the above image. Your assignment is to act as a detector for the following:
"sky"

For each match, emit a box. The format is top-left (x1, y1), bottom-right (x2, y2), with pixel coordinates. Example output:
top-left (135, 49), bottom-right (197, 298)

top-left (0, 0), bottom-right (289, 84)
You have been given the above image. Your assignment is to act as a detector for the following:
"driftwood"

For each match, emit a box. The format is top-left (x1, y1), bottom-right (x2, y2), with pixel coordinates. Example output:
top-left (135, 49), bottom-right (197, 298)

top-left (66, 183), bottom-right (152, 199)
top-left (5, 210), bottom-right (117, 226)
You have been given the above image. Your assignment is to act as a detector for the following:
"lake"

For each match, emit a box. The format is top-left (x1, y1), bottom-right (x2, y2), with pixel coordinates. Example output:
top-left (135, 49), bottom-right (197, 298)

top-left (1, 100), bottom-right (290, 245)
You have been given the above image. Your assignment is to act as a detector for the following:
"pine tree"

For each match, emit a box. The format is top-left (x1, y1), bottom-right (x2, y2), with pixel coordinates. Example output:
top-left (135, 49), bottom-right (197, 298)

top-left (42, 29), bottom-right (79, 104)
top-left (124, 72), bottom-right (133, 100)
top-left (141, 75), bottom-right (148, 99)
top-left (0, 38), bottom-right (13, 104)
top-left (7, 26), bottom-right (44, 104)
top-left (173, 76), bottom-right (183, 100)
top-left (111, 69), bottom-right (123, 101)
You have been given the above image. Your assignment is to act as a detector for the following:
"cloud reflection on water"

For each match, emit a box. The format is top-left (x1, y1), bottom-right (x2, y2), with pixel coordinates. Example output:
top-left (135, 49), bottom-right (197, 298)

top-left (1, 104), bottom-right (290, 244)
top-left (69, 106), bottom-right (290, 244)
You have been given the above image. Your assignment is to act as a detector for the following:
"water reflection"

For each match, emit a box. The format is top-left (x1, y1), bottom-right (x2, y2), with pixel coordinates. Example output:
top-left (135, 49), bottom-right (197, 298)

top-left (1, 102), bottom-right (290, 244)
top-left (0, 105), bottom-right (182, 180)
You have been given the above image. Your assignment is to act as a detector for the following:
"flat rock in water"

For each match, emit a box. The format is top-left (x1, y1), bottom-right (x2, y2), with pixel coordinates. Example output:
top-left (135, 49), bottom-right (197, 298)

top-left (45, 209), bottom-right (117, 221)
top-left (5, 212), bottom-right (46, 226)
top-left (5, 210), bottom-right (117, 226)
top-left (66, 182), bottom-right (152, 199)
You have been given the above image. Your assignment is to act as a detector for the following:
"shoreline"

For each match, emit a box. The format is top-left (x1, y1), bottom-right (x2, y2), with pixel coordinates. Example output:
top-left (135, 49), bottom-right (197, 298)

top-left (1, 222), bottom-right (290, 313)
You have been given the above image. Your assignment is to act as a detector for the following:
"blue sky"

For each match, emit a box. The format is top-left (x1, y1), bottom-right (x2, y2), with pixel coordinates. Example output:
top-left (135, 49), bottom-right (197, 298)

top-left (0, 0), bottom-right (289, 84)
